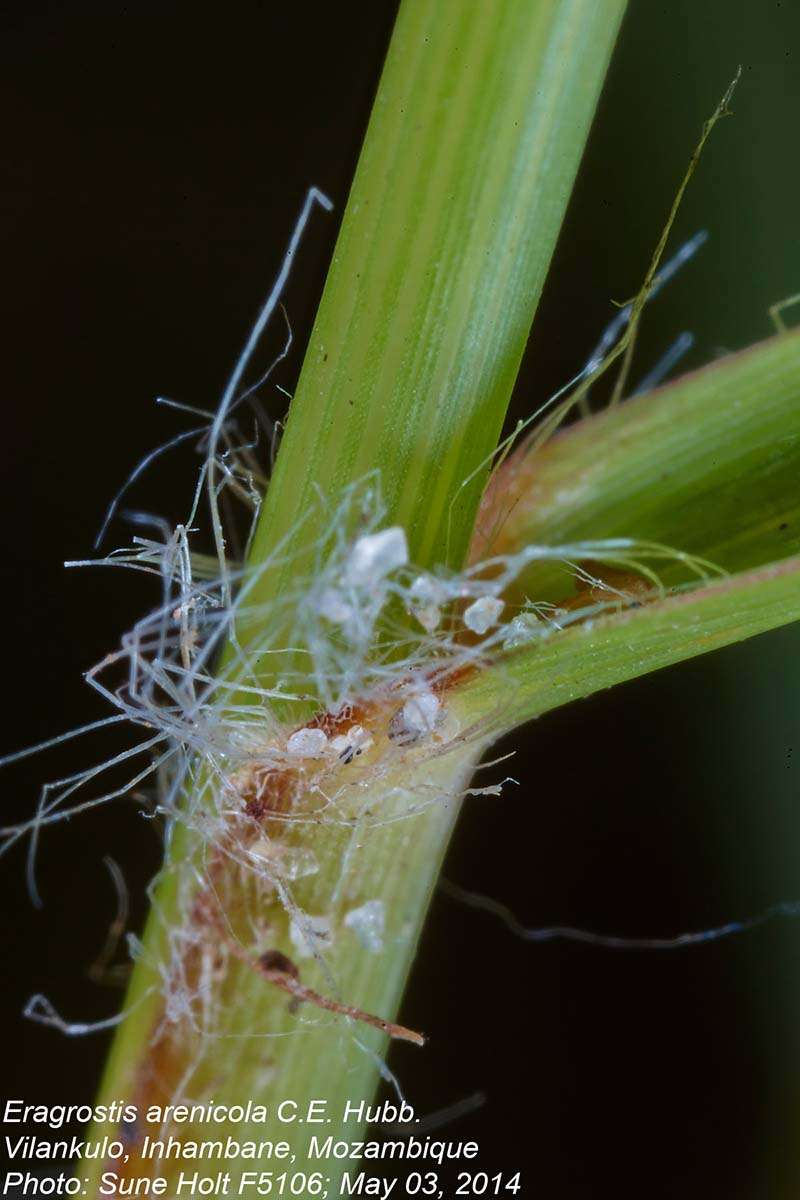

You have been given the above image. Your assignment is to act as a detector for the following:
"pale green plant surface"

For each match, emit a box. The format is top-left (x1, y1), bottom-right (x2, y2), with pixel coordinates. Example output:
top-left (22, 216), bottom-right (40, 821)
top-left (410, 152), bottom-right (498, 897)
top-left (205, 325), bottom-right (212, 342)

top-left (473, 327), bottom-right (800, 599)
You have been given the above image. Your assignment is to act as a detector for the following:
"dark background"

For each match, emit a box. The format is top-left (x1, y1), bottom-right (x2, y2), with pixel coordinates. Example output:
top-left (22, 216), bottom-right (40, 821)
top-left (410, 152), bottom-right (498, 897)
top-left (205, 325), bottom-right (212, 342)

top-left (1, 1), bottom-right (800, 1195)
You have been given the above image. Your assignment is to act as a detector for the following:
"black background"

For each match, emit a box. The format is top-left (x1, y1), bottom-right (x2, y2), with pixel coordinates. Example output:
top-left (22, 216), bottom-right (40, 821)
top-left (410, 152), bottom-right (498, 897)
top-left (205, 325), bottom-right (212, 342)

top-left (1, 2), bottom-right (800, 1196)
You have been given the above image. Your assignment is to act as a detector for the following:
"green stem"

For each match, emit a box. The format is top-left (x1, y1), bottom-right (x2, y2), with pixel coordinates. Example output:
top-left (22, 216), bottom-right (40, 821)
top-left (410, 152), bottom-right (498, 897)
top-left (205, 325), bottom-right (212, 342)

top-left (249, 0), bottom-right (628, 588)
top-left (86, 1), bottom-right (626, 1194)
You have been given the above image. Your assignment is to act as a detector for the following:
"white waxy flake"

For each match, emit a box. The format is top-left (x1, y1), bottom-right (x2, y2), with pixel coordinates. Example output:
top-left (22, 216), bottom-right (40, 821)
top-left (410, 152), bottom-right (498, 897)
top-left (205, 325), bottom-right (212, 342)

top-left (502, 612), bottom-right (540, 649)
top-left (318, 587), bottom-right (353, 624)
top-left (329, 724), bottom-right (373, 762)
top-left (345, 526), bottom-right (408, 587)
top-left (344, 899), bottom-right (386, 954)
top-left (463, 595), bottom-right (505, 635)
top-left (280, 847), bottom-right (320, 880)
top-left (286, 727), bottom-right (328, 758)
top-left (289, 914), bottom-right (332, 958)
top-left (247, 840), bottom-right (319, 880)
top-left (407, 574), bottom-right (443, 632)
top-left (400, 689), bottom-right (440, 734)
top-left (413, 603), bottom-right (441, 633)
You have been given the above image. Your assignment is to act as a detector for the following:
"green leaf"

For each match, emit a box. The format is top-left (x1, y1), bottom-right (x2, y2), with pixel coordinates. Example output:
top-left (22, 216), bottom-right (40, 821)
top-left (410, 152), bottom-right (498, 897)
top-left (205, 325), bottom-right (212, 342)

top-left (248, 0), bottom-right (627, 611)
top-left (452, 557), bottom-right (800, 734)
top-left (472, 329), bottom-right (800, 602)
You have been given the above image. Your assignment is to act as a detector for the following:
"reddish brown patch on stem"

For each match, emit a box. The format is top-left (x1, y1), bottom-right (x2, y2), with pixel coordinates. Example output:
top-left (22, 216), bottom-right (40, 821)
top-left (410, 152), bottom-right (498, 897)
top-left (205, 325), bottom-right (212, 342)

top-left (93, 683), bottom-right (460, 1190)
top-left (562, 561), bottom-right (656, 612)
top-left (310, 702), bottom-right (369, 736)
top-left (252, 946), bottom-right (424, 1047)
top-left (259, 949), bottom-right (299, 978)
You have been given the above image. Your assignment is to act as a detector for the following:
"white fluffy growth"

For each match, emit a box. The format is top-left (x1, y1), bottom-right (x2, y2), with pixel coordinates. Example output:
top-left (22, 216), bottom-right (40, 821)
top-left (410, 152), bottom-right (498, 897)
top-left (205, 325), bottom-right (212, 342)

top-left (345, 527), bottom-right (408, 586)
top-left (1, 190), bottom-right (723, 1094)
top-left (286, 727), bottom-right (329, 758)
top-left (400, 690), bottom-right (440, 735)
top-left (344, 900), bottom-right (385, 954)
top-left (463, 596), bottom-right (505, 634)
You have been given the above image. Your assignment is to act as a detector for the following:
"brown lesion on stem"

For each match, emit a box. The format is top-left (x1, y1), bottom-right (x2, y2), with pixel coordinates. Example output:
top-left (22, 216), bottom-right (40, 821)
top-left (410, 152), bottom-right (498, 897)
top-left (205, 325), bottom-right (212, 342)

top-left (196, 860), bottom-right (426, 1048)
top-left (98, 696), bottom-right (431, 1183)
